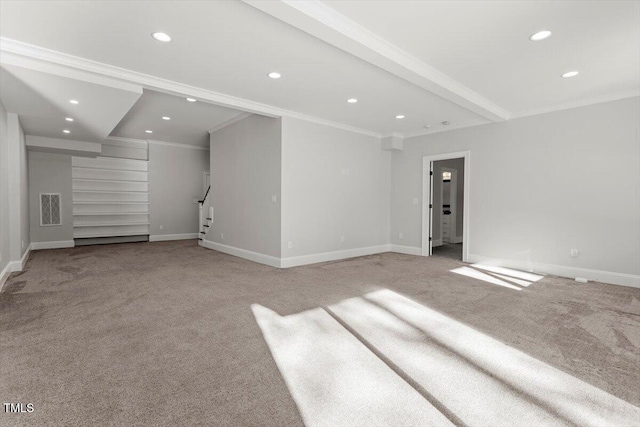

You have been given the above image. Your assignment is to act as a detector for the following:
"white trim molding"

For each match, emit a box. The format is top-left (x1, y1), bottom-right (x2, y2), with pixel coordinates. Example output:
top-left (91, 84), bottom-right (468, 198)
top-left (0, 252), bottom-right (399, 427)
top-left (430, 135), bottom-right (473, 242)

top-left (10, 244), bottom-right (32, 272)
top-left (510, 90), bottom-right (640, 119)
top-left (0, 263), bottom-right (12, 292)
top-left (201, 239), bottom-right (281, 268)
top-left (208, 112), bottom-right (252, 134)
top-left (0, 37), bottom-right (380, 139)
top-left (31, 240), bottom-right (75, 250)
top-left (280, 245), bottom-right (390, 268)
top-left (389, 245), bottom-right (421, 256)
top-left (147, 140), bottom-right (209, 151)
top-left (422, 151), bottom-right (471, 261)
top-left (149, 233), bottom-right (198, 242)
top-left (243, 0), bottom-right (510, 122)
top-left (467, 254), bottom-right (640, 289)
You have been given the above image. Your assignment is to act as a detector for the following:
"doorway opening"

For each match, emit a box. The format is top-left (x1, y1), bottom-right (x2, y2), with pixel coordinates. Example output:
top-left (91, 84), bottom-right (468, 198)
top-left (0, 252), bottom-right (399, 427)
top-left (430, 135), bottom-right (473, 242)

top-left (421, 152), bottom-right (470, 262)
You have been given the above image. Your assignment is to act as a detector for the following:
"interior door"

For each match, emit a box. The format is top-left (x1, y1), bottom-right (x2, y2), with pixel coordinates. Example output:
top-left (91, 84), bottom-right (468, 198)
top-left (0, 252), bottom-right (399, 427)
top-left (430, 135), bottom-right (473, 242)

top-left (429, 161), bottom-right (434, 255)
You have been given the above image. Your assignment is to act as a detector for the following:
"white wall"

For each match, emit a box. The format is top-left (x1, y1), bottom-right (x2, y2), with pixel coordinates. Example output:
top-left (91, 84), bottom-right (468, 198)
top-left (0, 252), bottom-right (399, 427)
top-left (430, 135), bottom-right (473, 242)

top-left (19, 119), bottom-right (30, 255)
top-left (0, 100), bottom-right (10, 279)
top-left (281, 117), bottom-right (391, 261)
top-left (28, 152), bottom-right (74, 244)
top-left (7, 113), bottom-right (30, 259)
top-left (149, 142), bottom-right (209, 238)
top-left (209, 115), bottom-right (282, 258)
top-left (1, 102), bottom-right (30, 286)
top-left (391, 97), bottom-right (640, 283)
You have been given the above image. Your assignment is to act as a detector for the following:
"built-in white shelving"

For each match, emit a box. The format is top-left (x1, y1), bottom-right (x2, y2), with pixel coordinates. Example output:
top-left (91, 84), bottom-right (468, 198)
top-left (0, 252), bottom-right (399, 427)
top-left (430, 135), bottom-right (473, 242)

top-left (72, 156), bottom-right (150, 239)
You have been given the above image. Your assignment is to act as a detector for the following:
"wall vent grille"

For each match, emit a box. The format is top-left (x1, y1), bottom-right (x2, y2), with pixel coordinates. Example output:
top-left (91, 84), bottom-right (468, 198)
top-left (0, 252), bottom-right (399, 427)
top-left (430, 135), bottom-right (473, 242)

top-left (40, 193), bottom-right (62, 226)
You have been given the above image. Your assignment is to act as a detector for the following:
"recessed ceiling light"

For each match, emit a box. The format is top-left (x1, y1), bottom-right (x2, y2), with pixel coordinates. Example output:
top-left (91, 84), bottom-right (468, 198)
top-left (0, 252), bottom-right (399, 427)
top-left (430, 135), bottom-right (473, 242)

top-left (65, 117), bottom-right (74, 122)
top-left (69, 99), bottom-right (79, 105)
top-left (162, 116), bottom-right (171, 120)
top-left (145, 130), bottom-right (153, 134)
top-left (395, 115), bottom-right (405, 119)
top-left (267, 72), bottom-right (282, 79)
top-left (562, 71), bottom-right (579, 78)
top-left (529, 30), bottom-right (552, 41)
top-left (152, 32), bottom-right (172, 42)
top-left (186, 98), bottom-right (196, 102)
top-left (347, 98), bottom-right (358, 103)
top-left (63, 130), bottom-right (70, 134)
top-left (442, 121), bottom-right (450, 126)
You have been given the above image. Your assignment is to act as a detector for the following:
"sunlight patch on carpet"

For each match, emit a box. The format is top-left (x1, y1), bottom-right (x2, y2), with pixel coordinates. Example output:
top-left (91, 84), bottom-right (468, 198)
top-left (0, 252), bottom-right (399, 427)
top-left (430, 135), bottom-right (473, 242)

top-left (329, 289), bottom-right (640, 427)
top-left (251, 304), bottom-right (454, 427)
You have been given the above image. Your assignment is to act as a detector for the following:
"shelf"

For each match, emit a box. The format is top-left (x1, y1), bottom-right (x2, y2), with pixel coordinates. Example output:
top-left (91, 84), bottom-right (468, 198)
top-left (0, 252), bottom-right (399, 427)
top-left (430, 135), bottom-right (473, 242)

top-left (73, 222), bottom-right (150, 227)
top-left (73, 201), bottom-right (150, 205)
top-left (73, 231), bottom-right (150, 239)
top-left (73, 212), bottom-right (150, 216)
top-left (73, 190), bottom-right (149, 194)
top-left (73, 178), bottom-right (148, 184)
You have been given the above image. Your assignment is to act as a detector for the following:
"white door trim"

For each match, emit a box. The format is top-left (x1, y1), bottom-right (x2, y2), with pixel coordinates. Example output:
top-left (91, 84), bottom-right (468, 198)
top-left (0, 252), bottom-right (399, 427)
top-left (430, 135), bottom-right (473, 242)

top-left (422, 151), bottom-right (470, 261)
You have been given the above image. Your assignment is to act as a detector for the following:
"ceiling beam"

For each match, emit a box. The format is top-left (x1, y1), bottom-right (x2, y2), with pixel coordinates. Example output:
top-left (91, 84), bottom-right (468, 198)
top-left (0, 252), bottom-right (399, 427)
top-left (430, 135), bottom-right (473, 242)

top-left (243, 0), bottom-right (512, 122)
top-left (1, 37), bottom-right (381, 138)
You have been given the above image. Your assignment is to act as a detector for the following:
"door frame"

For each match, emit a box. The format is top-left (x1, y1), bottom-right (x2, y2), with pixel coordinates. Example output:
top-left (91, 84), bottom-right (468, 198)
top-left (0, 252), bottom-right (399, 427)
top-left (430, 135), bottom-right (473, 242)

top-left (421, 151), bottom-right (470, 261)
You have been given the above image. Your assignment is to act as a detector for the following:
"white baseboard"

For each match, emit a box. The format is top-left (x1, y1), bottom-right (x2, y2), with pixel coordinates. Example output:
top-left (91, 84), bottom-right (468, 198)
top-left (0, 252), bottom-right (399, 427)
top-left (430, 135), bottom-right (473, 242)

top-left (389, 244), bottom-right (422, 256)
top-left (0, 245), bottom-right (32, 292)
top-left (280, 244), bottom-right (390, 268)
top-left (10, 244), bottom-right (32, 272)
top-left (201, 240), bottom-right (391, 269)
top-left (0, 262), bottom-right (11, 292)
top-left (31, 240), bottom-right (75, 250)
top-left (467, 253), bottom-right (640, 289)
top-left (452, 236), bottom-right (463, 244)
top-left (432, 239), bottom-right (443, 247)
top-left (149, 233), bottom-right (198, 242)
top-left (201, 239), bottom-right (281, 268)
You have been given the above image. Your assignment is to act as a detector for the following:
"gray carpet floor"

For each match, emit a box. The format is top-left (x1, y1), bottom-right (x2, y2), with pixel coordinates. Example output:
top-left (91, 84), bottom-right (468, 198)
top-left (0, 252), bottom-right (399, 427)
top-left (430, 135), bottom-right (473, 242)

top-left (432, 243), bottom-right (463, 260)
top-left (1, 240), bottom-right (639, 426)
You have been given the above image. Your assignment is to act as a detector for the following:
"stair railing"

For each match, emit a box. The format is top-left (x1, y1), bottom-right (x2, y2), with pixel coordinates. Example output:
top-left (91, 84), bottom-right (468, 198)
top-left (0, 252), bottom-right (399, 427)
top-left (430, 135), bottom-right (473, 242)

top-left (198, 185), bottom-right (211, 244)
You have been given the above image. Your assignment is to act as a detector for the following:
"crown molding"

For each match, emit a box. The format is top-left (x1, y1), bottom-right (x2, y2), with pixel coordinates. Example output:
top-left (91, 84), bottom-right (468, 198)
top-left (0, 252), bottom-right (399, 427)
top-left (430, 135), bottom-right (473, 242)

top-left (281, 112), bottom-right (381, 138)
top-left (208, 112), bottom-right (252, 134)
top-left (244, 0), bottom-right (511, 122)
top-left (402, 120), bottom-right (492, 139)
top-left (0, 37), bottom-right (381, 139)
top-left (103, 136), bottom-right (148, 149)
top-left (510, 90), bottom-right (640, 119)
top-left (147, 139), bottom-right (209, 151)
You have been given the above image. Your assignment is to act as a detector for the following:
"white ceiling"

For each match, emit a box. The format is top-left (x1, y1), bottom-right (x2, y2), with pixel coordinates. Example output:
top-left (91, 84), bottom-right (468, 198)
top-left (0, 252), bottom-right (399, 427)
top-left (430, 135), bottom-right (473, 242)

top-left (110, 90), bottom-right (244, 147)
top-left (0, 1), bottom-right (638, 138)
top-left (0, 64), bottom-right (141, 142)
top-left (323, 0), bottom-right (640, 115)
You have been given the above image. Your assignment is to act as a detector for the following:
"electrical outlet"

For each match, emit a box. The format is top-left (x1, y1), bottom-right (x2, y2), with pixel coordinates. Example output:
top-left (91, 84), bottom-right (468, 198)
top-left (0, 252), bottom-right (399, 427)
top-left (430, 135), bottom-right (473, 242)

top-left (271, 195), bottom-right (277, 203)
top-left (399, 232), bottom-right (403, 239)
top-left (288, 241), bottom-right (293, 249)
top-left (346, 169), bottom-right (350, 175)
top-left (221, 233), bottom-right (224, 240)
top-left (412, 197), bottom-right (419, 205)
top-left (159, 225), bottom-right (164, 230)
top-left (340, 235), bottom-right (345, 243)
top-left (570, 248), bottom-right (579, 258)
